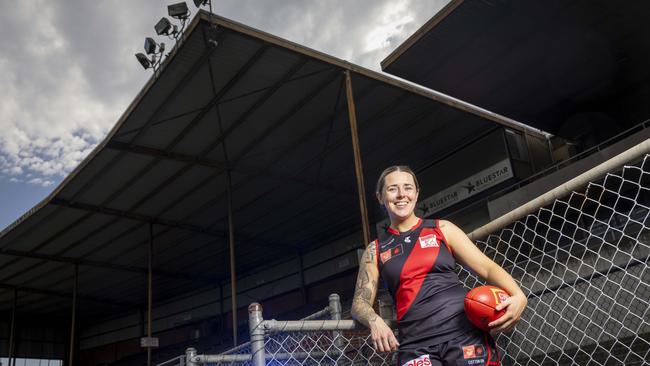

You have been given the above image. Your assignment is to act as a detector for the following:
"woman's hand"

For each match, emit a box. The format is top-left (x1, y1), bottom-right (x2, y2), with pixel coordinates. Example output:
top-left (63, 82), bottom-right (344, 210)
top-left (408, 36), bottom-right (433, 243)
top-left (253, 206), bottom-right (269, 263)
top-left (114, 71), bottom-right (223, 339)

top-left (368, 316), bottom-right (400, 352)
top-left (488, 292), bottom-right (528, 333)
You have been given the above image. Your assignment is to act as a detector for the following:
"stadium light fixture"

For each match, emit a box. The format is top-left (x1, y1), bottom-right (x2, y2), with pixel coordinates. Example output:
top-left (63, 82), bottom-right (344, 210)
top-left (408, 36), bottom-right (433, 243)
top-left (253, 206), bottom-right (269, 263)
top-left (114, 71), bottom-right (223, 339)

top-left (136, 38), bottom-right (165, 71)
top-left (144, 37), bottom-right (158, 54)
top-left (155, 17), bottom-right (178, 37)
top-left (135, 53), bottom-right (151, 70)
top-left (193, 0), bottom-right (210, 7)
top-left (168, 2), bottom-right (189, 19)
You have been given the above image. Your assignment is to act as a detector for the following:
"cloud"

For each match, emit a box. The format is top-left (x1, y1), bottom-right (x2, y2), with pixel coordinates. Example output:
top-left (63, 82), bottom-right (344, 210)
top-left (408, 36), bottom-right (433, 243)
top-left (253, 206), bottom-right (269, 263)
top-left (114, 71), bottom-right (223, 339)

top-left (0, 0), bottom-right (449, 187)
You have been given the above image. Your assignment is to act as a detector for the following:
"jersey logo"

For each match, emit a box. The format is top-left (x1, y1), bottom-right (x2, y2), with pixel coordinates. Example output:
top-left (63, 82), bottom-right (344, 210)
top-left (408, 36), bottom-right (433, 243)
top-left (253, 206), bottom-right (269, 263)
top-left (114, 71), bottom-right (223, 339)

top-left (402, 354), bottom-right (431, 366)
top-left (419, 234), bottom-right (439, 248)
top-left (462, 345), bottom-right (476, 359)
top-left (380, 237), bottom-right (395, 250)
top-left (380, 244), bottom-right (403, 264)
top-left (404, 236), bottom-right (411, 243)
top-left (380, 250), bottom-right (392, 263)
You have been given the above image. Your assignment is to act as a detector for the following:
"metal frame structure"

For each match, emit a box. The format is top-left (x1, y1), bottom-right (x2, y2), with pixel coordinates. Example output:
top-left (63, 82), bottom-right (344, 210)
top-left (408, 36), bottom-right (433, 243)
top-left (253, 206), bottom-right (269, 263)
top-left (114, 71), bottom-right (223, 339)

top-left (0, 9), bottom-right (543, 364)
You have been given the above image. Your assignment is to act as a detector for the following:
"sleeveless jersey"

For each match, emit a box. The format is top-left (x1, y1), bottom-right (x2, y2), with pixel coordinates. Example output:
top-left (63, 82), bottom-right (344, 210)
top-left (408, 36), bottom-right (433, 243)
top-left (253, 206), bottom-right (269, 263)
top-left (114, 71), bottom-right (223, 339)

top-left (375, 218), bottom-right (474, 346)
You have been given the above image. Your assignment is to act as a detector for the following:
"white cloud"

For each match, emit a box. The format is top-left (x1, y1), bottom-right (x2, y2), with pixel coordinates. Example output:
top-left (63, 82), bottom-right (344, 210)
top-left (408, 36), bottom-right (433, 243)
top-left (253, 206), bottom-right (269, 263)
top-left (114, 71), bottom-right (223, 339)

top-left (0, 0), bottom-right (449, 187)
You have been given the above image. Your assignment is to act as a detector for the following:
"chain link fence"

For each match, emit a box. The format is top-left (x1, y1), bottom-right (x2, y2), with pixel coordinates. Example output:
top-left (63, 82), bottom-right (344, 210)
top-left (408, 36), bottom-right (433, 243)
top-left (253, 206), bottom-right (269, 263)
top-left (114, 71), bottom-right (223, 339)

top-left (170, 152), bottom-right (649, 366)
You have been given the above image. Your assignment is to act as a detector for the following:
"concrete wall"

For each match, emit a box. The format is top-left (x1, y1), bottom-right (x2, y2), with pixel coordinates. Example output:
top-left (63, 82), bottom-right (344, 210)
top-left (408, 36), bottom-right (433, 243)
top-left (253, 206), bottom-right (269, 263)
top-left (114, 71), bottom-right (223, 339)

top-left (488, 127), bottom-right (650, 219)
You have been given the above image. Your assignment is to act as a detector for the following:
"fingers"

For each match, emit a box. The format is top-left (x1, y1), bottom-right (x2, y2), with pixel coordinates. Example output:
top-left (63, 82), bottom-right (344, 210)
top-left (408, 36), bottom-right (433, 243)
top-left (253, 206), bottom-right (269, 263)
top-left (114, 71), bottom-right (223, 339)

top-left (372, 331), bottom-right (399, 352)
top-left (495, 297), bottom-right (512, 312)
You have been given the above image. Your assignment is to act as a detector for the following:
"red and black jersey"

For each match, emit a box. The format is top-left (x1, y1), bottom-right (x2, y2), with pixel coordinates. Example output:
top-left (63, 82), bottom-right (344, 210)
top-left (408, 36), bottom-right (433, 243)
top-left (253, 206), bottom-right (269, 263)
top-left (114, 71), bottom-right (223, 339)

top-left (375, 218), bottom-right (474, 346)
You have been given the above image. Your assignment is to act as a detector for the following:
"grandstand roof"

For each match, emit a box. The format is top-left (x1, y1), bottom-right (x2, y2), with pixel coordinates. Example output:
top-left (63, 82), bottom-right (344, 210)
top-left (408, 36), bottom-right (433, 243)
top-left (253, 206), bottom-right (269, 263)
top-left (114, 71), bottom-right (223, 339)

top-left (382, 0), bottom-right (650, 139)
top-left (0, 11), bottom-right (536, 321)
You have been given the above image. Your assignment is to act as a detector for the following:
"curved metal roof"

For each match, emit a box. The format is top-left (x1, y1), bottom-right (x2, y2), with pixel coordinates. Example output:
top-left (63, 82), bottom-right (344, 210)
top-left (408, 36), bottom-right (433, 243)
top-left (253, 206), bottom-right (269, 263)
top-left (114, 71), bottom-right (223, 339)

top-left (0, 11), bottom-right (533, 320)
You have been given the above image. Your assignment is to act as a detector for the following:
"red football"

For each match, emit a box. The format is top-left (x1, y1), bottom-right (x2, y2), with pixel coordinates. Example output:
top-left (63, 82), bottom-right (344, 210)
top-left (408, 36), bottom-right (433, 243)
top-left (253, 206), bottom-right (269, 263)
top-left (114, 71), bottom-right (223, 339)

top-left (464, 285), bottom-right (510, 331)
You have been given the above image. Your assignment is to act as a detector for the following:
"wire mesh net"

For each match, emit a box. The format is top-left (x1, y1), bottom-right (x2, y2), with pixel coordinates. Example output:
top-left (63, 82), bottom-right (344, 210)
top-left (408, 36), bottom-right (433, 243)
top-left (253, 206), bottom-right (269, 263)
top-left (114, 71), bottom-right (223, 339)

top-left (262, 329), bottom-right (392, 365)
top-left (462, 154), bottom-right (650, 365)
top-left (204, 154), bottom-right (649, 366)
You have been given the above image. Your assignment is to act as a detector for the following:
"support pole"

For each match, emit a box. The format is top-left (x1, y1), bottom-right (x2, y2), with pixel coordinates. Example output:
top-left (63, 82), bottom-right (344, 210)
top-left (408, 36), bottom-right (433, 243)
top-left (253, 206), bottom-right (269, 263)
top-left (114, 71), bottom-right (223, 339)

top-left (147, 223), bottom-right (154, 366)
top-left (344, 70), bottom-right (371, 245)
top-left (185, 348), bottom-right (197, 366)
top-left (8, 289), bottom-right (17, 366)
top-left (248, 303), bottom-right (265, 366)
top-left (329, 294), bottom-right (344, 351)
top-left (69, 264), bottom-right (78, 366)
top-left (226, 170), bottom-right (238, 346)
top-left (297, 253), bottom-right (307, 304)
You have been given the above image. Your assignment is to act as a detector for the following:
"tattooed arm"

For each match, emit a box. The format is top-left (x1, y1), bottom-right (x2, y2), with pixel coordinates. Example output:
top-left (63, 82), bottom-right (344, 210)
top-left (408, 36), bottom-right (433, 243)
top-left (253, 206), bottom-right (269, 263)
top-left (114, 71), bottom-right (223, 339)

top-left (351, 242), bottom-right (399, 352)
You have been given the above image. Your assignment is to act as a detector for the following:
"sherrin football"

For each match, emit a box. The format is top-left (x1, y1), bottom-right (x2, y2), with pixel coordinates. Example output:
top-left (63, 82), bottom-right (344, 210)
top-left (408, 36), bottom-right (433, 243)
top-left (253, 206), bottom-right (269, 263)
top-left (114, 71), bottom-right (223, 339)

top-left (464, 285), bottom-right (510, 331)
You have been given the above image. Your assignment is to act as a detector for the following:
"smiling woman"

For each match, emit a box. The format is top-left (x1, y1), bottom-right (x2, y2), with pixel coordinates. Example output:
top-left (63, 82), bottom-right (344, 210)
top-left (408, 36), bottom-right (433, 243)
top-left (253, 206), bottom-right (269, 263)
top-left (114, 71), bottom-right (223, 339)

top-left (351, 165), bottom-right (527, 366)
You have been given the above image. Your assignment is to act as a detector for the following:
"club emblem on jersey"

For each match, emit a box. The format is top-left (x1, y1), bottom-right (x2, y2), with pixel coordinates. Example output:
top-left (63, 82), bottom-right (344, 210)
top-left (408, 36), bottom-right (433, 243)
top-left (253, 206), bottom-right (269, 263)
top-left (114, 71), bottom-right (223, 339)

top-left (419, 234), bottom-right (439, 248)
top-left (402, 354), bottom-right (431, 366)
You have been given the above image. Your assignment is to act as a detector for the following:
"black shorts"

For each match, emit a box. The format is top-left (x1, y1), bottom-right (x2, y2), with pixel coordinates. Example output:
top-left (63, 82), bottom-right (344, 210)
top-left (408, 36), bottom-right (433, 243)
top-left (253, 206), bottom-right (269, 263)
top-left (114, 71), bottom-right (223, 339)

top-left (397, 329), bottom-right (500, 366)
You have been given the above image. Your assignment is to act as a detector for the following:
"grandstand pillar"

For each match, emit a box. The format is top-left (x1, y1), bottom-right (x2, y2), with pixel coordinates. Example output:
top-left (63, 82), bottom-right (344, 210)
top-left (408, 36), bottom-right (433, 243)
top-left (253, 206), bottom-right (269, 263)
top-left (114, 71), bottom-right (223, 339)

top-left (68, 264), bottom-right (78, 366)
top-left (147, 223), bottom-right (154, 366)
top-left (297, 253), bottom-right (307, 304)
top-left (226, 170), bottom-right (238, 346)
top-left (344, 70), bottom-right (371, 246)
top-left (8, 289), bottom-right (17, 366)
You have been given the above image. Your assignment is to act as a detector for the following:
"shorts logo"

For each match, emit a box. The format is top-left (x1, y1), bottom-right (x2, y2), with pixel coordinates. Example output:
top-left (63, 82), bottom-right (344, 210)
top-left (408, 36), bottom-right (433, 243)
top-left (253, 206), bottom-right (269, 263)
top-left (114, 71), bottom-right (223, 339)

top-left (462, 345), bottom-right (475, 359)
top-left (475, 345), bottom-right (484, 356)
top-left (419, 234), bottom-right (439, 248)
top-left (402, 354), bottom-right (431, 366)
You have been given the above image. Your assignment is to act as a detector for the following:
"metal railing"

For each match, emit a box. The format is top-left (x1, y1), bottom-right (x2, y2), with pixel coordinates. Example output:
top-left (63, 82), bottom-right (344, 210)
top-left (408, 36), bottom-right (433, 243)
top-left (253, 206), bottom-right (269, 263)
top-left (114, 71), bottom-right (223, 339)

top-left (183, 294), bottom-right (395, 366)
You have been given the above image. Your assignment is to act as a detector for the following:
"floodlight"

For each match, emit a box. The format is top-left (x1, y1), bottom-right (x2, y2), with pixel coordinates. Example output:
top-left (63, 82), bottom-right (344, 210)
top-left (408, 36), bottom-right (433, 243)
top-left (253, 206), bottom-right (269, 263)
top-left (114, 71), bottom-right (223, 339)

top-left (135, 53), bottom-right (151, 69)
top-left (168, 2), bottom-right (189, 19)
top-left (193, 0), bottom-right (209, 7)
top-left (144, 37), bottom-right (157, 54)
top-left (155, 17), bottom-right (173, 35)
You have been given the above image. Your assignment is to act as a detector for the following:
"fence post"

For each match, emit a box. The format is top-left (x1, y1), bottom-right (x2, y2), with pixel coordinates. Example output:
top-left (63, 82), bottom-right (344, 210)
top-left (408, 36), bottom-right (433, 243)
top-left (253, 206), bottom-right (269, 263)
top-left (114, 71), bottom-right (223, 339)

top-left (248, 303), bottom-right (266, 366)
top-left (329, 293), bottom-right (345, 353)
top-left (185, 348), bottom-right (197, 366)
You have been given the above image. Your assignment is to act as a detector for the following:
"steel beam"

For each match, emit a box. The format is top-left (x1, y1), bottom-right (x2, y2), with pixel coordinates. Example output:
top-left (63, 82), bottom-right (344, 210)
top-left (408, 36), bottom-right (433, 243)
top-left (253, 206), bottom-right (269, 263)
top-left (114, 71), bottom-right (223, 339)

top-left (105, 141), bottom-right (349, 196)
top-left (0, 246), bottom-right (218, 283)
top-left (0, 282), bottom-right (136, 308)
top-left (8, 289), bottom-right (17, 366)
top-left (68, 264), bottom-right (78, 366)
top-left (344, 71), bottom-right (371, 245)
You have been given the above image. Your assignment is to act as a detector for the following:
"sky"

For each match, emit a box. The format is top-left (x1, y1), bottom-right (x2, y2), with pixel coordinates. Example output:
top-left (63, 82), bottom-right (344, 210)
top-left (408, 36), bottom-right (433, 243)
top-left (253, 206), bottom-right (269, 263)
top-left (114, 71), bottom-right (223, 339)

top-left (0, 0), bottom-right (450, 231)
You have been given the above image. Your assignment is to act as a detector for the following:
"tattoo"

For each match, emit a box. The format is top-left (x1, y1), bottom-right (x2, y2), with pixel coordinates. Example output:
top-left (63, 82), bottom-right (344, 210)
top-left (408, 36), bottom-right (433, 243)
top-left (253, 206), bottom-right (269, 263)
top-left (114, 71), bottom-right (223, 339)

top-left (351, 245), bottom-right (380, 327)
top-left (364, 242), bottom-right (376, 264)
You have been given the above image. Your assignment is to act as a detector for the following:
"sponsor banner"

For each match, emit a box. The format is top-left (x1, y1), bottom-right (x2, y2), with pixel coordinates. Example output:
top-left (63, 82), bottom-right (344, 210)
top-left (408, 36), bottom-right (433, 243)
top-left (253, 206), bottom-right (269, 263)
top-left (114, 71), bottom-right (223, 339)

top-left (140, 337), bottom-right (159, 348)
top-left (419, 159), bottom-right (513, 216)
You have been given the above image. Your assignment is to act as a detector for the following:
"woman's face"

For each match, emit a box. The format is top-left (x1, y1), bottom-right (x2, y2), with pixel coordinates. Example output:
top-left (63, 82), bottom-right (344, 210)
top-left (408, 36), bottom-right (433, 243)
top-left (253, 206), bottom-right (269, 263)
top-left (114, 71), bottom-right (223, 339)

top-left (377, 170), bottom-right (419, 222)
